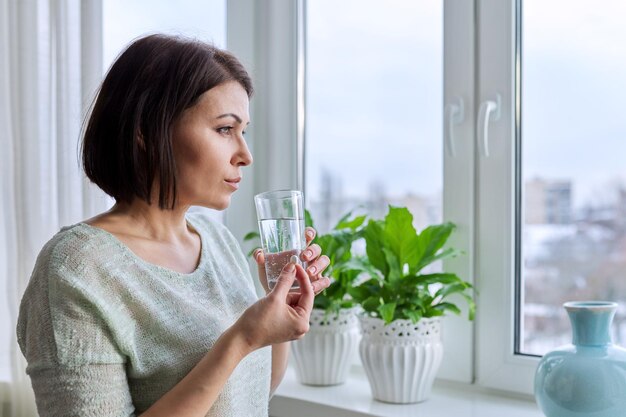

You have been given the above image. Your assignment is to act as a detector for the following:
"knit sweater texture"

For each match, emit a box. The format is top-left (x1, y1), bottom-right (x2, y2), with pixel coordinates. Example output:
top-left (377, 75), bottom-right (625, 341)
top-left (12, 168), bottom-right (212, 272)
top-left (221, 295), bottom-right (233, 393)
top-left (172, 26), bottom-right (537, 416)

top-left (16, 213), bottom-right (271, 416)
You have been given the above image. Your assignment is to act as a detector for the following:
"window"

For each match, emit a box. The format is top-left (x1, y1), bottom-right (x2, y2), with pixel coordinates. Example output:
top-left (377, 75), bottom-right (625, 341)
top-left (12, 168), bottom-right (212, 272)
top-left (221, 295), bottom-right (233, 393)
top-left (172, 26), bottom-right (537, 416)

top-left (475, 0), bottom-right (536, 394)
top-left (303, 0), bottom-right (475, 382)
top-left (302, 0), bottom-right (451, 372)
top-left (0, 288), bottom-right (9, 382)
top-left (304, 0), bottom-right (443, 234)
top-left (520, 0), bottom-right (626, 356)
top-left (227, 2), bottom-right (473, 383)
top-left (104, 0), bottom-right (226, 68)
top-left (475, 0), bottom-right (626, 394)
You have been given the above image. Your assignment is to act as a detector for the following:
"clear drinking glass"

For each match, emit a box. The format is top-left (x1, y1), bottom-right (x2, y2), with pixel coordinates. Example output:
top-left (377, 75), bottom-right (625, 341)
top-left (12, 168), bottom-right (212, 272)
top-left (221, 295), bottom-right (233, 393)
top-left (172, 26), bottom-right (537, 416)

top-left (254, 190), bottom-right (307, 290)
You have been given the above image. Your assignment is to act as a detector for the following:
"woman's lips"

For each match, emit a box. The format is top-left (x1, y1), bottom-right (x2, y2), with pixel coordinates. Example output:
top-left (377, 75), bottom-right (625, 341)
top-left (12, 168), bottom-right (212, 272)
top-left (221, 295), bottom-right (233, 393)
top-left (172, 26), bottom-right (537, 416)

top-left (224, 177), bottom-right (241, 190)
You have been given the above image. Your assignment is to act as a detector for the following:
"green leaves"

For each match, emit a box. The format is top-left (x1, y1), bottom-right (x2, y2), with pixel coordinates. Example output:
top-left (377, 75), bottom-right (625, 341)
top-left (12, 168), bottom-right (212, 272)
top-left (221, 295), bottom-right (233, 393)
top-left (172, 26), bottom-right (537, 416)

top-left (335, 213), bottom-right (367, 231)
top-left (403, 309), bottom-right (423, 323)
top-left (308, 210), bottom-right (368, 313)
top-left (346, 205), bottom-right (475, 324)
top-left (363, 219), bottom-right (388, 277)
top-left (243, 231), bottom-right (260, 241)
top-left (305, 209), bottom-right (315, 228)
top-left (378, 302), bottom-right (396, 323)
top-left (384, 207), bottom-right (420, 271)
top-left (245, 204), bottom-right (475, 324)
top-left (245, 208), bottom-right (367, 315)
top-left (244, 231), bottom-right (261, 256)
top-left (414, 223), bottom-right (456, 273)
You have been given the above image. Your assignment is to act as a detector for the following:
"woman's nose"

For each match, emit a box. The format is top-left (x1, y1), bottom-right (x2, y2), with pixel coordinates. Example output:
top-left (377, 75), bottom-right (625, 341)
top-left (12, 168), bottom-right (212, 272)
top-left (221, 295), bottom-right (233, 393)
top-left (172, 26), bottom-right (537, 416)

top-left (234, 136), bottom-right (253, 166)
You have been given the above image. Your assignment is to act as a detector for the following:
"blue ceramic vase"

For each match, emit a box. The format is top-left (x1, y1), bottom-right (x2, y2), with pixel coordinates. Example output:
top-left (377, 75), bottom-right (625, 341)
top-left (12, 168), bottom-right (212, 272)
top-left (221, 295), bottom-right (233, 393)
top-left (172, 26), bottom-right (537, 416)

top-left (534, 301), bottom-right (626, 417)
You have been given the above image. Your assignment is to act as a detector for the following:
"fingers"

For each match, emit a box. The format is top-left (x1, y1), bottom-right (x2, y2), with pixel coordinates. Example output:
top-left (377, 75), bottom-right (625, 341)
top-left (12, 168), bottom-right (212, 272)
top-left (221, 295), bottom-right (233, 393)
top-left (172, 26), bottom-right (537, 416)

top-left (305, 227), bottom-right (316, 245)
top-left (253, 249), bottom-right (270, 294)
top-left (252, 248), bottom-right (265, 265)
top-left (311, 277), bottom-right (331, 294)
top-left (300, 244), bottom-right (321, 262)
top-left (286, 275), bottom-right (330, 299)
top-left (300, 245), bottom-right (330, 278)
top-left (271, 262), bottom-right (297, 297)
top-left (293, 264), bottom-right (314, 313)
top-left (305, 255), bottom-right (330, 277)
top-left (285, 292), bottom-right (300, 305)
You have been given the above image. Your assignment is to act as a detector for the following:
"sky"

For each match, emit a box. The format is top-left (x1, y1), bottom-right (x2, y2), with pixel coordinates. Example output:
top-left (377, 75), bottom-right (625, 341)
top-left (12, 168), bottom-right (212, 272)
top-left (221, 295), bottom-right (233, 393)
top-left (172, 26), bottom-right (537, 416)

top-left (103, 0), bottom-right (226, 68)
top-left (305, 0), bottom-right (626, 209)
top-left (523, 0), bottom-right (626, 208)
top-left (305, 0), bottom-right (443, 201)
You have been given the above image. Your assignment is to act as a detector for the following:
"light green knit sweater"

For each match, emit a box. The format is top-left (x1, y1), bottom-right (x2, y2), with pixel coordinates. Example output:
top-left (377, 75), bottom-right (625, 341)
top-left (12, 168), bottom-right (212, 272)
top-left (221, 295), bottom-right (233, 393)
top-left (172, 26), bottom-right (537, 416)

top-left (16, 213), bottom-right (271, 417)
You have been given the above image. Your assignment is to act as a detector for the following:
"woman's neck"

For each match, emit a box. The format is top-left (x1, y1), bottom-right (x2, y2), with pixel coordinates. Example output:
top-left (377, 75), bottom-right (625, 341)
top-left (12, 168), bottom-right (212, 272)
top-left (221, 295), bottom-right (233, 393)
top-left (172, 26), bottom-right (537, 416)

top-left (87, 199), bottom-right (193, 243)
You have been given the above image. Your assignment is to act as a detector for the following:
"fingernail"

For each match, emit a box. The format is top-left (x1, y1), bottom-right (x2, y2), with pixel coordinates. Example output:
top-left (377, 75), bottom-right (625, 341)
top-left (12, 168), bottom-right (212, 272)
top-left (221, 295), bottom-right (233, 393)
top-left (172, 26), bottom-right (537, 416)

top-left (304, 250), bottom-right (313, 259)
top-left (306, 230), bottom-right (315, 238)
top-left (290, 255), bottom-right (299, 264)
top-left (308, 266), bottom-right (317, 275)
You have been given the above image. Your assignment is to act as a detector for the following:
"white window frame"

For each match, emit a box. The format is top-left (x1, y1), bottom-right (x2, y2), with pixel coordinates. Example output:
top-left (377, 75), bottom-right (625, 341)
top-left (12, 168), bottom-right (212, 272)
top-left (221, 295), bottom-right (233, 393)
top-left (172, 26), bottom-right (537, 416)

top-left (440, 0), bottom-right (475, 383)
top-left (227, 0), bottom-right (538, 394)
top-left (474, 0), bottom-right (538, 395)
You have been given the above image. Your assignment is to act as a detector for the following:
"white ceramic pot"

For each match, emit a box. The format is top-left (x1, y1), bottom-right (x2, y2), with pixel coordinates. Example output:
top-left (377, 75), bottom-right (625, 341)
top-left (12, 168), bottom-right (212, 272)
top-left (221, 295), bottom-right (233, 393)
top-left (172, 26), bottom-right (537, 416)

top-left (291, 308), bottom-right (360, 386)
top-left (358, 315), bottom-right (443, 403)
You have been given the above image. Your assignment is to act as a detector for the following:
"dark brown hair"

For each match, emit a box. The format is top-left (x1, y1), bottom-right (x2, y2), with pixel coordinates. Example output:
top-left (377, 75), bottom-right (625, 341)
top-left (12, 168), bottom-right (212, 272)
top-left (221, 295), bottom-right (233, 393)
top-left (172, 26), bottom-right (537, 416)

top-left (82, 34), bottom-right (253, 209)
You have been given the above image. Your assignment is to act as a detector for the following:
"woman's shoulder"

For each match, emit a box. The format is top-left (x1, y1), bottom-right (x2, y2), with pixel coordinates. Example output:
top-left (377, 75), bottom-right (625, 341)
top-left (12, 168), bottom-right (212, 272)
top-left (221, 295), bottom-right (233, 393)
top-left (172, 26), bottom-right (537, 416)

top-left (18, 223), bottom-right (129, 371)
top-left (33, 222), bottom-right (121, 280)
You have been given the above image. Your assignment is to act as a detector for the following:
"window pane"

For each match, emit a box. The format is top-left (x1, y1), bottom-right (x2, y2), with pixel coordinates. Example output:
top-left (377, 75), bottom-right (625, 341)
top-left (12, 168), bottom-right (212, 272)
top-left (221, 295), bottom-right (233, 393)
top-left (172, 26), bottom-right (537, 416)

top-left (0, 296), bottom-right (9, 380)
top-left (521, 0), bottom-right (626, 355)
top-left (103, 0), bottom-right (226, 223)
top-left (305, 0), bottom-right (443, 234)
top-left (104, 0), bottom-right (226, 68)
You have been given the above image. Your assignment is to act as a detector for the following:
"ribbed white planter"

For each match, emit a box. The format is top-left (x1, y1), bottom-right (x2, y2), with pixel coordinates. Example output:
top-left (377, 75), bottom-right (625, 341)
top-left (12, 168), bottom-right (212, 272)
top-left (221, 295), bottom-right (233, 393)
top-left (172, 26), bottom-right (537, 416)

top-left (291, 308), bottom-right (360, 386)
top-left (358, 315), bottom-right (443, 403)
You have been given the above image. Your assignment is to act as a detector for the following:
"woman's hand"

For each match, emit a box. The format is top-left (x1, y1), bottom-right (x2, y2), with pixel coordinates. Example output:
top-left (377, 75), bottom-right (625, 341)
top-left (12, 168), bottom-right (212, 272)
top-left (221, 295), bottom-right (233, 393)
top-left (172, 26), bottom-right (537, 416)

top-left (253, 227), bottom-right (331, 295)
top-left (234, 261), bottom-right (316, 351)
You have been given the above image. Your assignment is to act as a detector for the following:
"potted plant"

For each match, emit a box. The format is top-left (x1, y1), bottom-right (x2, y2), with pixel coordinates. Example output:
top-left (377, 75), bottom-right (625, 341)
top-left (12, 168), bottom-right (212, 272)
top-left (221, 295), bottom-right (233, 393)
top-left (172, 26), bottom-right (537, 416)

top-left (245, 210), bottom-right (367, 386)
top-left (348, 206), bottom-right (474, 403)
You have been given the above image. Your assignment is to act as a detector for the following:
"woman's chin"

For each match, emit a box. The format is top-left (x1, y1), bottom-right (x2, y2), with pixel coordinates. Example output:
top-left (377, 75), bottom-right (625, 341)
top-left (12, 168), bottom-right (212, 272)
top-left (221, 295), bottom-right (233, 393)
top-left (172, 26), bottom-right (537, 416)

top-left (200, 196), bottom-right (230, 211)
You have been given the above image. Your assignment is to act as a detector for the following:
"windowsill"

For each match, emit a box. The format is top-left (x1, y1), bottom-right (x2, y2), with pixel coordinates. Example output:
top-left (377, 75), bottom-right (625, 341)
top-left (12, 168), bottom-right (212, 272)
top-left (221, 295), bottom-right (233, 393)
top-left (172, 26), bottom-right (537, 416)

top-left (270, 367), bottom-right (543, 417)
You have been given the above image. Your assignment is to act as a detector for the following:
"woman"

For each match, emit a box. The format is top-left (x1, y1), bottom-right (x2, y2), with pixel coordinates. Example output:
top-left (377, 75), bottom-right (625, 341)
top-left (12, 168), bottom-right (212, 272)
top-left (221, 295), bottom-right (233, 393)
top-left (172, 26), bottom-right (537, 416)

top-left (16, 34), bottom-right (330, 417)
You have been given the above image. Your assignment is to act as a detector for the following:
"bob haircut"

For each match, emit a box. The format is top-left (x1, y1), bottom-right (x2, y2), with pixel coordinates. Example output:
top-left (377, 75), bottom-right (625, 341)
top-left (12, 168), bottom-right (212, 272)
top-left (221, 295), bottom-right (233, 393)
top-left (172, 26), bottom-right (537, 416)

top-left (82, 34), bottom-right (253, 209)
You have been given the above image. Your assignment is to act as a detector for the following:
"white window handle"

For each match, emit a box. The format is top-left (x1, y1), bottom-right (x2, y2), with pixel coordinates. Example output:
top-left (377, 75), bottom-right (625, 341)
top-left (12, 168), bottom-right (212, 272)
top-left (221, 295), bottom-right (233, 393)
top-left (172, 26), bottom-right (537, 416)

top-left (477, 94), bottom-right (501, 157)
top-left (444, 96), bottom-right (464, 157)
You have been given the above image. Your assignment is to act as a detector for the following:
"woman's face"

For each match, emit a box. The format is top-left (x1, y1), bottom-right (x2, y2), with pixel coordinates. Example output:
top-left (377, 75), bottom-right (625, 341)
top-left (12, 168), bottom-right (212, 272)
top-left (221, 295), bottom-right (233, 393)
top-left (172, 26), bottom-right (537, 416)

top-left (172, 81), bottom-right (253, 210)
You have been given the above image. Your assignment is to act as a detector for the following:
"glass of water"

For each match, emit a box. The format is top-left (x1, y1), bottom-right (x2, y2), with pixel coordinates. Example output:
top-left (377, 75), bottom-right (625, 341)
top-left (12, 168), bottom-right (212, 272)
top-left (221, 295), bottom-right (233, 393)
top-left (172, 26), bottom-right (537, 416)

top-left (254, 190), bottom-right (307, 291)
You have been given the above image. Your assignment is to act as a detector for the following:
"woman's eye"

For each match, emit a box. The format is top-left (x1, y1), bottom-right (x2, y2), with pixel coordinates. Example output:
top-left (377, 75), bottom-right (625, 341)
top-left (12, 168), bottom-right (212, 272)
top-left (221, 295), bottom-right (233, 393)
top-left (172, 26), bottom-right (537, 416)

top-left (217, 126), bottom-right (232, 135)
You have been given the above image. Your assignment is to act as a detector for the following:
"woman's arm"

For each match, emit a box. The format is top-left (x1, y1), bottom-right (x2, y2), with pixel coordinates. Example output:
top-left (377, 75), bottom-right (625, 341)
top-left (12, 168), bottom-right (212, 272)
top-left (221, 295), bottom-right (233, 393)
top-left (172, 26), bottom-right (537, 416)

top-left (139, 324), bottom-right (252, 417)
top-left (270, 342), bottom-right (290, 396)
top-left (141, 262), bottom-right (313, 417)
top-left (253, 227), bottom-right (331, 396)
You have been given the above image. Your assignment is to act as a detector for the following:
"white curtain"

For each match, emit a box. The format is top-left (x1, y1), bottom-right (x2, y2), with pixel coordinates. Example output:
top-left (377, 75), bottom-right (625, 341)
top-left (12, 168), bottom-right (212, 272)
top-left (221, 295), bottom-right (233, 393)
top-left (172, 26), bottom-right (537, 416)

top-left (0, 1), bottom-right (109, 415)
